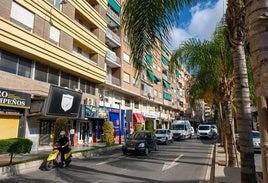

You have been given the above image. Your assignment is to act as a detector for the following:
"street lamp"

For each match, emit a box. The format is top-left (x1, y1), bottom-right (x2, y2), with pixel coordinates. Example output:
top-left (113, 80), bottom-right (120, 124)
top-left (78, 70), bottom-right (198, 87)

top-left (119, 103), bottom-right (122, 144)
top-left (116, 102), bottom-right (122, 144)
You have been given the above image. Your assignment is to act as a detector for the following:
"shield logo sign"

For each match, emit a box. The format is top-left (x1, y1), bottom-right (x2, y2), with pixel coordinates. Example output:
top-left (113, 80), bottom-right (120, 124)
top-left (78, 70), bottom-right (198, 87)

top-left (61, 94), bottom-right (74, 112)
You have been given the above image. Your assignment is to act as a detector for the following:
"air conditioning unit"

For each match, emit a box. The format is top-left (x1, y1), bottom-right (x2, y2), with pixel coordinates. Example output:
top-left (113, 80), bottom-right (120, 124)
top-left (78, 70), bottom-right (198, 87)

top-left (84, 98), bottom-right (95, 105)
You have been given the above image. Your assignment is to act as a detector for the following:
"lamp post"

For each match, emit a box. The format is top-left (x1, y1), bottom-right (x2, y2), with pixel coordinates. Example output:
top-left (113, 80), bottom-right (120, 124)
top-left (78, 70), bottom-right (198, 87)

top-left (119, 103), bottom-right (121, 144)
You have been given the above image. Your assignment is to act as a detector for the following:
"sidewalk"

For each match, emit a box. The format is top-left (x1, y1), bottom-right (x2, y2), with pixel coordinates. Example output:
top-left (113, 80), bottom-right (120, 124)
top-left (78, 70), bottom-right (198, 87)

top-left (213, 143), bottom-right (263, 183)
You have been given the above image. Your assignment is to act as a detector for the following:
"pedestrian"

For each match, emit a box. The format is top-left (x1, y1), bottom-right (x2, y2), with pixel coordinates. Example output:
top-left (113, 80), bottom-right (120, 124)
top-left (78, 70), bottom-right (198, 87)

top-left (69, 128), bottom-right (75, 146)
top-left (85, 127), bottom-right (91, 144)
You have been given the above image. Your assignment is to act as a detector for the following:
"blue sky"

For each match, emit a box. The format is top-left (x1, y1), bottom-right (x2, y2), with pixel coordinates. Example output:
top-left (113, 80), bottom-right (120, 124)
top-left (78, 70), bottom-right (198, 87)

top-left (168, 0), bottom-right (227, 51)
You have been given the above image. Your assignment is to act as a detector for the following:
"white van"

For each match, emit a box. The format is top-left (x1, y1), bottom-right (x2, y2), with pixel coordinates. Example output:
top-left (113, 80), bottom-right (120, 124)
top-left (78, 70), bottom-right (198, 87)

top-left (170, 120), bottom-right (192, 140)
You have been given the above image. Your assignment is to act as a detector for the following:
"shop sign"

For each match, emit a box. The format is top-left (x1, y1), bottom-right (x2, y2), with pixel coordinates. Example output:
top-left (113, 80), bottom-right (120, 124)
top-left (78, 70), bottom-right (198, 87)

top-left (80, 105), bottom-right (109, 119)
top-left (0, 88), bottom-right (30, 109)
top-left (46, 85), bottom-right (82, 117)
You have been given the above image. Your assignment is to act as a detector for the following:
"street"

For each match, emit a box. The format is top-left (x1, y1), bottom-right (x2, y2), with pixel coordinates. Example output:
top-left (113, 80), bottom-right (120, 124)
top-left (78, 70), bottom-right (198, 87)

top-left (0, 137), bottom-right (216, 183)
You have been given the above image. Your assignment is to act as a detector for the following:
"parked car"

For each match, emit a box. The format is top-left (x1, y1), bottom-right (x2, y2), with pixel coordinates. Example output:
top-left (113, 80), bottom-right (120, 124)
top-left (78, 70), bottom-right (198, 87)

top-left (170, 120), bottom-right (192, 140)
top-left (154, 129), bottom-right (174, 145)
top-left (197, 124), bottom-right (215, 139)
top-left (122, 131), bottom-right (159, 155)
top-left (236, 130), bottom-right (261, 152)
top-left (190, 126), bottom-right (195, 136)
top-left (211, 124), bottom-right (218, 135)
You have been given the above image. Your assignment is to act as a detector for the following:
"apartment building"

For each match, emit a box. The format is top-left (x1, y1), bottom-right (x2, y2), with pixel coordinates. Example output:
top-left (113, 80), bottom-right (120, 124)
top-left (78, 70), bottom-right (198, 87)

top-left (0, 0), bottom-right (191, 151)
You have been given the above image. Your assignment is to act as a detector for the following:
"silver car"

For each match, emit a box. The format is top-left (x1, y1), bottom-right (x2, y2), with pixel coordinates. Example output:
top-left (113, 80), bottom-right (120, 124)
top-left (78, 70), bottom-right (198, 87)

top-left (236, 130), bottom-right (261, 152)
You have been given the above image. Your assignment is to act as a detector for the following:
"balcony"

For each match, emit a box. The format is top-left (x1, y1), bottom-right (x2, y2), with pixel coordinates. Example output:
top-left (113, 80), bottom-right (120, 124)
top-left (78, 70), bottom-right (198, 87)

top-left (106, 49), bottom-right (121, 68)
top-left (106, 74), bottom-right (121, 86)
top-left (107, 7), bottom-right (120, 28)
top-left (106, 28), bottom-right (121, 48)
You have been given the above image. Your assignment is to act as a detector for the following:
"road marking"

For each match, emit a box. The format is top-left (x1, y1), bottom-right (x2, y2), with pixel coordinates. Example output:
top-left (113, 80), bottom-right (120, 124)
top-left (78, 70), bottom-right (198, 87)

top-left (162, 154), bottom-right (183, 171)
top-left (96, 155), bottom-right (122, 165)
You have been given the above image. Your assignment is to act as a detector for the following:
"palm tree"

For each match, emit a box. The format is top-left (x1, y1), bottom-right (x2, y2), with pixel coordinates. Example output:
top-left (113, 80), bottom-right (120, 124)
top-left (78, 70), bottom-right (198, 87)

top-left (172, 24), bottom-right (238, 167)
top-left (122, 0), bottom-right (194, 77)
top-left (242, 0), bottom-right (268, 182)
top-left (225, 0), bottom-right (257, 182)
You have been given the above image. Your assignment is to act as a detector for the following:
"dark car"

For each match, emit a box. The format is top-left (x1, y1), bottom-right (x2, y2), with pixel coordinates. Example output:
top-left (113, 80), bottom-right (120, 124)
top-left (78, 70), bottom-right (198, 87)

top-left (122, 131), bottom-right (159, 155)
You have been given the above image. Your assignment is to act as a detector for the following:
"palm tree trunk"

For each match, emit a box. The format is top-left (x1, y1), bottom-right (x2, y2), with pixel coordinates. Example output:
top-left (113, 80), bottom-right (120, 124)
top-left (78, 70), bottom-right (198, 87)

top-left (224, 100), bottom-right (237, 167)
top-left (243, 0), bottom-right (268, 182)
top-left (233, 43), bottom-right (257, 183)
top-left (226, 0), bottom-right (258, 181)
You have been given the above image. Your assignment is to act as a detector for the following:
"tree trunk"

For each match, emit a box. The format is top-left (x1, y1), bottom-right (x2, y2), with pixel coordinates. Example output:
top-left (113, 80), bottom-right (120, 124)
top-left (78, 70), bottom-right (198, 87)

top-left (224, 100), bottom-right (237, 167)
top-left (226, 0), bottom-right (258, 182)
top-left (243, 0), bottom-right (268, 182)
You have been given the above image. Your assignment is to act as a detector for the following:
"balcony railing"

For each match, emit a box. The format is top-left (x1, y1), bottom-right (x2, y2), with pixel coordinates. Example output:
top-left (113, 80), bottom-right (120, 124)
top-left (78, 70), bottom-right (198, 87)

top-left (106, 49), bottom-right (121, 67)
top-left (106, 28), bottom-right (121, 47)
top-left (106, 74), bottom-right (121, 86)
top-left (107, 7), bottom-right (120, 26)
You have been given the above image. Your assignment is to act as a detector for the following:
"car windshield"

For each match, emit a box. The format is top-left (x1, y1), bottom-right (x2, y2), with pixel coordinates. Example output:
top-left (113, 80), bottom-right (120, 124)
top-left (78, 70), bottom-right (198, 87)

top-left (155, 130), bottom-right (166, 134)
top-left (129, 132), bottom-right (148, 139)
top-left (199, 125), bottom-right (210, 130)
top-left (252, 131), bottom-right (260, 138)
top-left (171, 124), bottom-right (185, 130)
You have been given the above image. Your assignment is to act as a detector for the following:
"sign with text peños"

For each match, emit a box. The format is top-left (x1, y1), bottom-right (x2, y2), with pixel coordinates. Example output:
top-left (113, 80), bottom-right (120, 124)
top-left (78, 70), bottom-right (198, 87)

top-left (0, 88), bottom-right (31, 109)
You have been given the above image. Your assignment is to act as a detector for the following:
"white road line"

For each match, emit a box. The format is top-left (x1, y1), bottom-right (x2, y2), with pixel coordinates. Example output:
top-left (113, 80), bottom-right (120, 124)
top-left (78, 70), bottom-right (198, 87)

top-left (162, 154), bottom-right (184, 171)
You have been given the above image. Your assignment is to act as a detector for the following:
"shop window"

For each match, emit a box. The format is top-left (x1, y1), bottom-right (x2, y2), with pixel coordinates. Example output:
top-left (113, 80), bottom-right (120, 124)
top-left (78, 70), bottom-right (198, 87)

top-left (40, 121), bottom-right (54, 145)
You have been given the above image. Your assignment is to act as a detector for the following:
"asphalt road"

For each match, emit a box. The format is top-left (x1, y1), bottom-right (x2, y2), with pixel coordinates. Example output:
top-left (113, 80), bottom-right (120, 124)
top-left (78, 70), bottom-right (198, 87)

top-left (0, 137), bottom-right (216, 183)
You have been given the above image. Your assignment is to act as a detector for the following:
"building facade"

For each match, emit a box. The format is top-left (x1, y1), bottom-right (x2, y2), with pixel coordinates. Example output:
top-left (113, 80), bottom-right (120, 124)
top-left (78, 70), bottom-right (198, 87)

top-left (0, 0), bottom-right (191, 151)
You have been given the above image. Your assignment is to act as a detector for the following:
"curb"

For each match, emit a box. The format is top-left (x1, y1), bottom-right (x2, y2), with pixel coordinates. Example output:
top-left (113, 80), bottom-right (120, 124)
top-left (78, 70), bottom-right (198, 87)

top-left (204, 143), bottom-right (215, 183)
top-left (0, 145), bottom-right (121, 179)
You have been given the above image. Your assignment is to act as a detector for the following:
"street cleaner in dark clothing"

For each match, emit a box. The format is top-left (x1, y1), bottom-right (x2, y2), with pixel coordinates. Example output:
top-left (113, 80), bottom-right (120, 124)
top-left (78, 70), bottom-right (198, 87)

top-left (58, 131), bottom-right (69, 167)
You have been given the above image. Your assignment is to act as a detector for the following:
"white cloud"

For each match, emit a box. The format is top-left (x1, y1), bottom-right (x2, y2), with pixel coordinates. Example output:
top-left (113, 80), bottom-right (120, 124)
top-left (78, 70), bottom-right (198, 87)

top-left (169, 0), bottom-right (227, 51)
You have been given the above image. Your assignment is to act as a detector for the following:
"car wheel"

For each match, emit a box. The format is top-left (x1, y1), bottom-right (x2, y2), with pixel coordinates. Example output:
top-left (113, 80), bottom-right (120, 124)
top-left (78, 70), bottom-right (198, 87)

top-left (122, 150), bottom-right (128, 155)
top-left (144, 147), bottom-right (149, 156)
top-left (164, 138), bottom-right (168, 145)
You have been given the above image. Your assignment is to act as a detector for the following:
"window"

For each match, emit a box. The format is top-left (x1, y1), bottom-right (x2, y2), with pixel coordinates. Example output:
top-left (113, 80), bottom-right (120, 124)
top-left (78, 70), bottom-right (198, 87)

top-left (70, 75), bottom-right (79, 90)
top-left (54, 0), bottom-right (63, 10)
top-left (123, 52), bottom-right (130, 63)
top-left (48, 68), bottom-right (59, 85)
top-left (10, 2), bottom-right (34, 31)
top-left (60, 71), bottom-right (69, 87)
top-left (35, 63), bottom-right (48, 82)
top-left (125, 99), bottom-right (130, 107)
top-left (80, 78), bottom-right (96, 95)
top-left (49, 26), bottom-right (60, 45)
top-left (134, 101), bottom-right (139, 109)
top-left (0, 51), bottom-right (17, 74)
top-left (18, 57), bottom-right (32, 78)
top-left (123, 72), bottom-right (130, 83)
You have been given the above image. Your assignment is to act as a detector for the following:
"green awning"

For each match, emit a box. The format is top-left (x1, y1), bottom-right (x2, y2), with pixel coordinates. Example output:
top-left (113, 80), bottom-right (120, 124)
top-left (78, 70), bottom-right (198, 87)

top-left (163, 92), bottom-right (172, 101)
top-left (108, 0), bottom-right (121, 14)
top-left (163, 79), bottom-right (171, 89)
top-left (175, 70), bottom-right (181, 78)
top-left (161, 56), bottom-right (168, 66)
top-left (145, 54), bottom-right (153, 66)
top-left (147, 69), bottom-right (161, 82)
